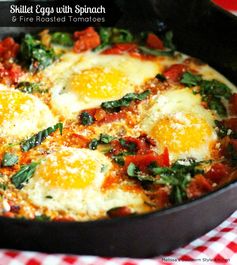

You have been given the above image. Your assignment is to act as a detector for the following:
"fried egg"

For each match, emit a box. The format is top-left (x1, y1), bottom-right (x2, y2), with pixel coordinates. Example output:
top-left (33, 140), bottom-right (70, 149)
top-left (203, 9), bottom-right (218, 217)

top-left (140, 88), bottom-right (217, 162)
top-left (45, 52), bottom-right (162, 119)
top-left (24, 147), bottom-right (149, 220)
top-left (0, 86), bottom-right (57, 141)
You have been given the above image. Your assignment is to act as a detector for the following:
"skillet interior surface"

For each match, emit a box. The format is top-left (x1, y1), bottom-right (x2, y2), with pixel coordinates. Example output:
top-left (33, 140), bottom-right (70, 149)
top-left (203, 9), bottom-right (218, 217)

top-left (0, 0), bottom-right (236, 258)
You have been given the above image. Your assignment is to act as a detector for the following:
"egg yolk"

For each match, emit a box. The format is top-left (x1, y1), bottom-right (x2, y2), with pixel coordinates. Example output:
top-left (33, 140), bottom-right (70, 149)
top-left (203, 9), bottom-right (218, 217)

top-left (35, 150), bottom-right (98, 189)
top-left (69, 67), bottom-right (129, 100)
top-left (0, 90), bottom-right (33, 124)
top-left (150, 113), bottom-right (213, 154)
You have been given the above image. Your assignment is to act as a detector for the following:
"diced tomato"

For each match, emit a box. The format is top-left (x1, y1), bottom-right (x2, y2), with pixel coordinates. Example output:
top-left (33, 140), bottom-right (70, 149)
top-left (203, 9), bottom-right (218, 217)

top-left (138, 133), bottom-right (157, 147)
top-left (148, 187), bottom-right (170, 208)
top-left (224, 118), bottom-right (237, 133)
top-left (160, 147), bottom-right (170, 167)
top-left (107, 206), bottom-right (132, 218)
top-left (122, 136), bottom-right (143, 152)
top-left (3, 212), bottom-right (15, 218)
top-left (80, 108), bottom-right (98, 118)
top-left (187, 174), bottom-right (212, 199)
top-left (0, 62), bottom-right (23, 85)
top-left (132, 135), bottom-right (156, 154)
top-left (97, 110), bottom-right (127, 124)
top-left (110, 134), bottom-right (158, 157)
top-left (102, 43), bottom-right (138, 55)
top-left (125, 148), bottom-right (170, 172)
top-left (80, 107), bottom-right (127, 125)
top-left (205, 163), bottom-right (231, 184)
top-left (94, 108), bottom-right (106, 121)
top-left (110, 139), bottom-right (124, 154)
top-left (230, 93), bottom-right (237, 115)
top-left (0, 37), bottom-right (19, 61)
top-left (19, 152), bottom-right (32, 164)
top-left (73, 27), bottom-right (100, 53)
top-left (0, 62), bottom-right (8, 77)
top-left (146, 33), bottom-right (164, 50)
top-left (8, 63), bottom-right (22, 82)
top-left (163, 64), bottom-right (187, 82)
top-left (69, 133), bottom-right (89, 148)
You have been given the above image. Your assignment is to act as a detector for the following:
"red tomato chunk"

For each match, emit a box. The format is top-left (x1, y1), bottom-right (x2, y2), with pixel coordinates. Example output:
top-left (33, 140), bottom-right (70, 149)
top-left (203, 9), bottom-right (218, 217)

top-left (73, 27), bottom-right (100, 53)
top-left (163, 64), bottom-right (187, 82)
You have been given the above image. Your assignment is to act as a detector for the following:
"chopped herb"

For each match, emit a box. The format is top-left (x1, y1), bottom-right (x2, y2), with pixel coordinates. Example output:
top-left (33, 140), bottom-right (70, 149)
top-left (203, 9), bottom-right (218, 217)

top-left (95, 27), bottom-right (134, 51)
top-left (180, 72), bottom-right (202, 87)
top-left (45, 195), bottom-right (53, 199)
top-left (20, 34), bottom-right (56, 72)
top-left (127, 163), bottom-right (157, 182)
top-left (200, 80), bottom-right (232, 116)
top-left (112, 154), bottom-right (125, 165)
top-left (181, 72), bottom-right (232, 117)
top-left (51, 32), bottom-right (73, 46)
top-left (95, 28), bottom-right (176, 55)
top-left (79, 112), bottom-right (95, 126)
top-left (200, 80), bottom-right (232, 100)
top-left (208, 98), bottom-right (227, 117)
top-left (21, 123), bottom-right (63, 152)
top-left (11, 162), bottom-right (39, 189)
top-left (88, 134), bottom-right (115, 150)
top-left (16, 82), bottom-right (47, 94)
top-left (101, 90), bottom-right (150, 112)
top-left (2, 153), bottom-right (18, 167)
top-left (119, 139), bottom-right (137, 152)
top-left (139, 46), bottom-right (174, 57)
top-left (100, 134), bottom-right (115, 144)
top-left (110, 28), bottom-right (133, 43)
top-left (127, 159), bottom-right (210, 204)
top-left (34, 214), bottom-right (51, 221)
top-left (156, 73), bottom-right (167, 82)
top-left (88, 139), bottom-right (98, 150)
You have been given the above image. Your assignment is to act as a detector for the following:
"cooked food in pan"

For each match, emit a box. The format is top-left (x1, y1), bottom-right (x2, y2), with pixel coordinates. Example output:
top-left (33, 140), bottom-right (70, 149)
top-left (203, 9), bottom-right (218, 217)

top-left (0, 27), bottom-right (236, 221)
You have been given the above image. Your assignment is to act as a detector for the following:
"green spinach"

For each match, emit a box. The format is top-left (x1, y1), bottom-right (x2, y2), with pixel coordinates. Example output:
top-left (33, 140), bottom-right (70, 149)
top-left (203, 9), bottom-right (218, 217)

top-left (79, 112), bottom-right (95, 126)
top-left (181, 72), bottom-right (232, 117)
top-left (20, 34), bottom-right (56, 72)
top-left (95, 27), bottom-right (134, 51)
top-left (127, 159), bottom-right (210, 204)
top-left (101, 90), bottom-right (150, 111)
top-left (51, 32), bottom-right (73, 46)
top-left (16, 82), bottom-right (47, 94)
top-left (88, 134), bottom-right (115, 150)
top-left (2, 153), bottom-right (18, 167)
top-left (21, 123), bottom-right (63, 152)
top-left (11, 162), bottom-right (39, 189)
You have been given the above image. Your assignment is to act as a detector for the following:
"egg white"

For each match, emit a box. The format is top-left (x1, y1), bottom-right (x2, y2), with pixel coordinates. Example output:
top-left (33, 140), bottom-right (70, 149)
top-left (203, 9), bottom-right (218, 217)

top-left (0, 86), bottom-right (57, 141)
top-left (140, 88), bottom-right (217, 162)
top-left (44, 51), bottom-right (162, 119)
top-left (24, 147), bottom-right (149, 220)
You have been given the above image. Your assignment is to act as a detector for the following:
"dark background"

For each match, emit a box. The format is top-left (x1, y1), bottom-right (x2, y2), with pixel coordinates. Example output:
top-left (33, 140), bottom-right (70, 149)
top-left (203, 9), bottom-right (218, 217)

top-left (1, 0), bottom-right (236, 83)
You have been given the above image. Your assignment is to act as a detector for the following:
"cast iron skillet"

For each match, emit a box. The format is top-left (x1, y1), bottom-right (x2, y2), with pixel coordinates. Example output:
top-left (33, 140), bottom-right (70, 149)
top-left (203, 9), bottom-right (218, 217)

top-left (0, 0), bottom-right (237, 258)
